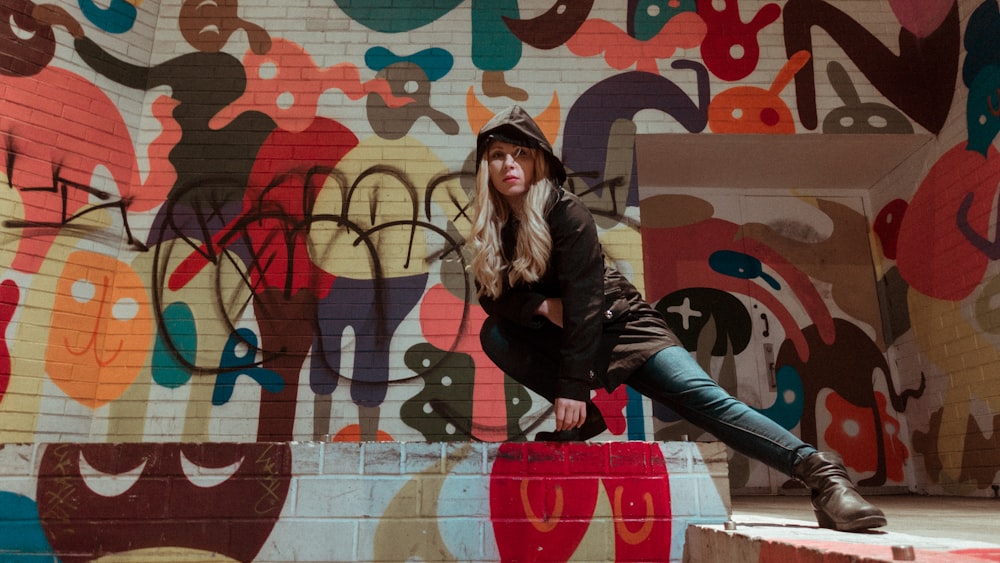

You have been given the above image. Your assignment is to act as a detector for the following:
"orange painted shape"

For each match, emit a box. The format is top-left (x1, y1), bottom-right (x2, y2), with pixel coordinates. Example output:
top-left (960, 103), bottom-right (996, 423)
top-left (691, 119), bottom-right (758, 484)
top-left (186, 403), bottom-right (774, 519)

top-left (467, 90), bottom-right (561, 150)
top-left (209, 38), bottom-right (409, 134)
top-left (566, 13), bottom-right (706, 74)
top-left (331, 424), bottom-right (394, 442)
top-left (708, 51), bottom-right (810, 134)
top-left (45, 252), bottom-right (152, 408)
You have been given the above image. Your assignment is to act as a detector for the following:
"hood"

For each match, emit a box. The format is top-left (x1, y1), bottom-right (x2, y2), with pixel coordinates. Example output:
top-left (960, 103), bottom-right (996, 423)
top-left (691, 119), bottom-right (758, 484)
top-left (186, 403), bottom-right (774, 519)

top-left (475, 105), bottom-right (567, 185)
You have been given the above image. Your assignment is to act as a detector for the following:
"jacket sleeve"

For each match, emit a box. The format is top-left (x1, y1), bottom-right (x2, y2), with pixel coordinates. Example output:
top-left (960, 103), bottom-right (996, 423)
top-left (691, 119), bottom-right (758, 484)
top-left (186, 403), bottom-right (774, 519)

top-left (549, 196), bottom-right (605, 401)
top-left (476, 286), bottom-right (547, 328)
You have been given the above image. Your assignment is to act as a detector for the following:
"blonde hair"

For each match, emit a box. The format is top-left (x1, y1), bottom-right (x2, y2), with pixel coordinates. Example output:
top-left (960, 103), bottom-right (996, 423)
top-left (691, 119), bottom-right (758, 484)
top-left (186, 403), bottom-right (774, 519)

top-left (470, 149), bottom-right (555, 299)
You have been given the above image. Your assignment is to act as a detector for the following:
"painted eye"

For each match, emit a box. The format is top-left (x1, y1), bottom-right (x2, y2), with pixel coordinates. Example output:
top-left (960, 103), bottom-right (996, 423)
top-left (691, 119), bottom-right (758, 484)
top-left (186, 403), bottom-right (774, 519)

top-left (79, 452), bottom-right (147, 497)
top-left (181, 450), bottom-right (244, 488)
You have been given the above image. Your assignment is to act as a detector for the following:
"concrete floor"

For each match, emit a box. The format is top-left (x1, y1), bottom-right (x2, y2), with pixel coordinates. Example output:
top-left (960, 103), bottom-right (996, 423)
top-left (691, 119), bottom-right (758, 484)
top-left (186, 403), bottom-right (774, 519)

top-left (731, 494), bottom-right (1000, 545)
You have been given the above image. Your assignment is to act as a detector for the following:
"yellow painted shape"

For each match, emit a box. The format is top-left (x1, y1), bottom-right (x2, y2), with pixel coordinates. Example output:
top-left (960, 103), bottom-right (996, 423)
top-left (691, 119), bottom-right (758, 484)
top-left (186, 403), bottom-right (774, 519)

top-left (908, 288), bottom-right (1000, 484)
top-left (309, 136), bottom-right (467, 279)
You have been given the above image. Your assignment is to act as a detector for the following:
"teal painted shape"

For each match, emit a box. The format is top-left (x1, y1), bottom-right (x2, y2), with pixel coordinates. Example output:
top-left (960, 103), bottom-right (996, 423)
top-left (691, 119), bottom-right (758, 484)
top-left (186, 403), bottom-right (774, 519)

top-left (0, 492), bottom-right (56, 561)
top-left (152, 302), bottom-right (197, 389)
top-left (334, 0), bottom-right (463, 32)
top-left (79, 0), bottom-right (137, 33)
top-left (631, 0), bottom-right (697, 41)
top-left (365, 46), bottom-right (454, 81)
top-left (626, 385), bottom-right (646, 440)
top-left (754, 365), bottom-right (805, 430)
top-left (709, 250), bottom-right (781, 290)
top-left (212, 328), bottom-right (284, 405)
top-left (967, 64), bottom-right (1000, 156)
top-left (471, 0), bottom-right (521, 71)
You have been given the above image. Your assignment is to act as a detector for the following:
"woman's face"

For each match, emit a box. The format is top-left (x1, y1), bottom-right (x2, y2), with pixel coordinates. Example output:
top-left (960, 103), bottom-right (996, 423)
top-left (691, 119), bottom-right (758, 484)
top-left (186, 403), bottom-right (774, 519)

top-left (486, 141), bottom-right (535, 205)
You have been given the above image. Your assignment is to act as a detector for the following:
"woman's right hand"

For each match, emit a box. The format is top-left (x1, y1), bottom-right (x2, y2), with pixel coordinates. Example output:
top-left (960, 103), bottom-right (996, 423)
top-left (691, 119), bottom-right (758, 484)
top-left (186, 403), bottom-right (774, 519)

top-left (554, 397), bottom-right (586, 430)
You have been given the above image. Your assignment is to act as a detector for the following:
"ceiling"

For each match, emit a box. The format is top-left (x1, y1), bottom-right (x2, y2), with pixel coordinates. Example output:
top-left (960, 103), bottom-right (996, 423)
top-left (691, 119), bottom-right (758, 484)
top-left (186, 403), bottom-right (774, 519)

top-left (634, 133), bottom-right (934, 191)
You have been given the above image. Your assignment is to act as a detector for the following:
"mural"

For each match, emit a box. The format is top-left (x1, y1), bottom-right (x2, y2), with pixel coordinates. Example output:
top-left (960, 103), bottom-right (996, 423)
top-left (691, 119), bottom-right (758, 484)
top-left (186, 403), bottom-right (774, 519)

top-left (0, 0), bottom-right (999, 557)
top-left (0, 441), bottom-right (724, 562)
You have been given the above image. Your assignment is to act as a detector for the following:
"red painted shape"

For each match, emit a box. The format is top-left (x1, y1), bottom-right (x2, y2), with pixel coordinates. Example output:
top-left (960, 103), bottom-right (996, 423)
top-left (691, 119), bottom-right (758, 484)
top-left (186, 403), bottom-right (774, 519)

top-left (761, 539), bottom-right (1000, 562)
top-left (490, 442), bottom-right (672, 562)
top-left (168, 117), bottom-right (355, 295)
top-left (824, 391), bottom-right (908, 482)
top-left (593, 385), bottom-right (630, 435)
top-left (698, 0), bottom-right (781, 81)
top-left (603, 443), bottom-right (672, 561)
top-left (873, 199), bottom-right (907, 260)
top-left (897, 143), bottom-right (1000, 300)
top-left (0, 280), bottom-right (17, 401)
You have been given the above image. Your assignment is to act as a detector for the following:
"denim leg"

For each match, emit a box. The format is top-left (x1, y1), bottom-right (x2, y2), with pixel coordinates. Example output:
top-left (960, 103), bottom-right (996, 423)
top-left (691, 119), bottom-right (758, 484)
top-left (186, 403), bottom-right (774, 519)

top-left (629, 346), bottom-right (816, 475)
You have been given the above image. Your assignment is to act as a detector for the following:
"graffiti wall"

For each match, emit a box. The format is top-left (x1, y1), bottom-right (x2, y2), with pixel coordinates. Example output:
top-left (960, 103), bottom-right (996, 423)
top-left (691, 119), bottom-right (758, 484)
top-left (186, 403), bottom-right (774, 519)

top-left (0, 0), bottom-right (996, 508)
top-left (0, 440), bottom-right (730, 562)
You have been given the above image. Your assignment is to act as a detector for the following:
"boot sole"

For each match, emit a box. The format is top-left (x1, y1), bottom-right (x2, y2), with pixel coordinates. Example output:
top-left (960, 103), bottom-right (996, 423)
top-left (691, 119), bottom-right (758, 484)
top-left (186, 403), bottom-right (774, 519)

top-left (815, 511), bottom-right (887, 532)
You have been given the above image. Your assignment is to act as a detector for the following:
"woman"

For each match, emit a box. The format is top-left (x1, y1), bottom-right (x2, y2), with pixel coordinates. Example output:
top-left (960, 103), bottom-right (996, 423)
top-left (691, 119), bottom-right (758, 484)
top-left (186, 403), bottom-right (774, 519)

top-left (468, 105), bottom-right (886, 533)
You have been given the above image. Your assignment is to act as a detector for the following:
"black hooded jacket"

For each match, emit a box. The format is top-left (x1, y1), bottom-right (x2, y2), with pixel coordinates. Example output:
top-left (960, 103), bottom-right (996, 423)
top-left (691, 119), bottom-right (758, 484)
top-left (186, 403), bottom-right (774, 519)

top-left (475, 106), bottom-right (679, 401)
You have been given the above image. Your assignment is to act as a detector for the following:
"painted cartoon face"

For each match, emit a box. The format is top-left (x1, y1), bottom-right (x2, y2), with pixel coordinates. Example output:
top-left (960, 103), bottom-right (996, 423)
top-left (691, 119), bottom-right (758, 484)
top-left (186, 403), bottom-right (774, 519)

top-left (37, 443), bottom-right (291, 562)
top-left (179, 0), bottom-right (242, 52)
top-left (487, 141), bottom-right (536, 205)
top-left (46, 251), bottom-right (151, 408)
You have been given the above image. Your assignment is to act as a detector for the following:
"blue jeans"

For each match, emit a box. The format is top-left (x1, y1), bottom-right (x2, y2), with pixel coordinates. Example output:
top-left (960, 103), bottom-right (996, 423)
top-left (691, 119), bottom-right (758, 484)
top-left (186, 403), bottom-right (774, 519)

top-left (629, 346), bottom-right (816, 475)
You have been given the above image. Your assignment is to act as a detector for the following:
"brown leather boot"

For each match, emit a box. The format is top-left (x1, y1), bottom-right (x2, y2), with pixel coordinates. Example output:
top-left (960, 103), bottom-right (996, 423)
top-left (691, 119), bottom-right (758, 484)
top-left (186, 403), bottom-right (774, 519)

top-left (792, 452), bottom-right (887, 532)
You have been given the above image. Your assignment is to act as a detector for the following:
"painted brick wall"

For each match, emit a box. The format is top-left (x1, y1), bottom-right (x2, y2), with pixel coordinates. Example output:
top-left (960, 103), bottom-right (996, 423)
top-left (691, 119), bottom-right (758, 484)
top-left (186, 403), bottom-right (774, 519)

top-left (0, 440), bottom-right (729, 562)
top-left (0, 0), bottom-right (998, 548)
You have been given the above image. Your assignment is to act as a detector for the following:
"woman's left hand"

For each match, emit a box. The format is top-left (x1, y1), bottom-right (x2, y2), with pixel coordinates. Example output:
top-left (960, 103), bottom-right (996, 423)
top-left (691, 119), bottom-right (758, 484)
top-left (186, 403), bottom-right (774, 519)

top-left (554, 397), bottom-right (587, 430)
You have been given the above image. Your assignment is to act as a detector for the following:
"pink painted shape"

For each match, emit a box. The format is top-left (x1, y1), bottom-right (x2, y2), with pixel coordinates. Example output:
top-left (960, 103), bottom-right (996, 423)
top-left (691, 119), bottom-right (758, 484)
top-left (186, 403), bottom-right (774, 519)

top-left (139, 95), bottom-right (182, 211)
top-left (0, 67), bottom-right (142, 273)
top-left (209, 38), bottom-right (410, 134)
top-left (420, 283), bottom-right (508, 442)
top-left (888, 0), bottom-right (956, 38)
top-left (566, 12), bottom-right (706, 74)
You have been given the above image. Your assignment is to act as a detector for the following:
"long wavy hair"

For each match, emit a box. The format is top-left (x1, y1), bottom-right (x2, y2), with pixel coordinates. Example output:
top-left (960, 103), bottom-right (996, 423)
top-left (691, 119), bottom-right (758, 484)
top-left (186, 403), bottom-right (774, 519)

top-left (469, 148), bottom-right (555, 299)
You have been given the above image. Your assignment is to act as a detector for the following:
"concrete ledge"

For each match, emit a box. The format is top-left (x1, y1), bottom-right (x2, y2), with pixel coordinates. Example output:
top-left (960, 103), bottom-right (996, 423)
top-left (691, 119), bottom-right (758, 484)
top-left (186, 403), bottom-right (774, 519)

top-left (0, 440), bottom-right (729, 562)
top-left (684, 513), bottom-right (1000, 563)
